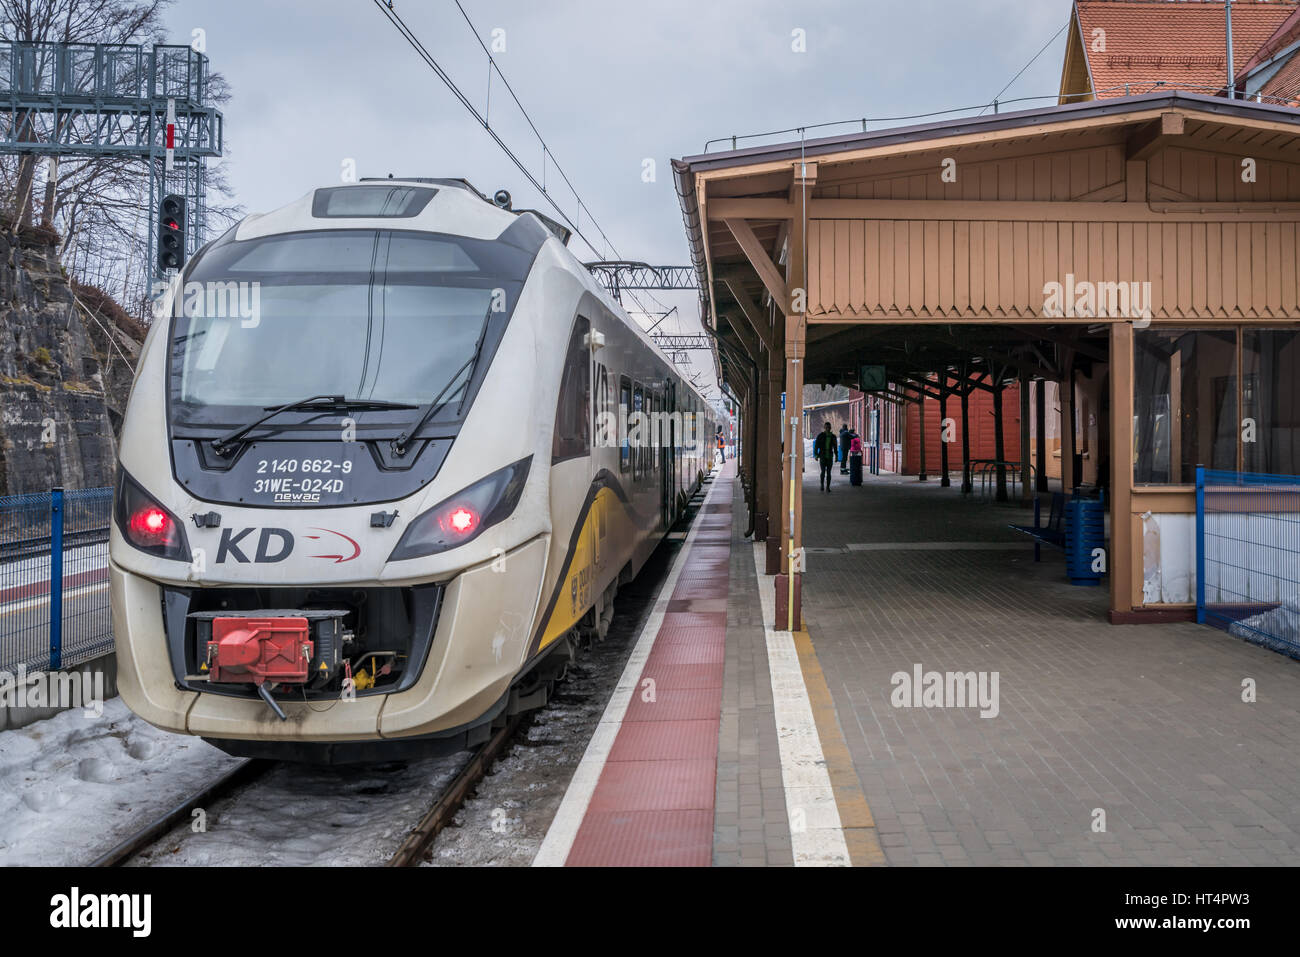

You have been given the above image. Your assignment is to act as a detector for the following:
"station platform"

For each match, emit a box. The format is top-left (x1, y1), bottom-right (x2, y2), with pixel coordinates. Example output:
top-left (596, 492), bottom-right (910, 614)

top-left (535, 462), bottom-right (1300, 866)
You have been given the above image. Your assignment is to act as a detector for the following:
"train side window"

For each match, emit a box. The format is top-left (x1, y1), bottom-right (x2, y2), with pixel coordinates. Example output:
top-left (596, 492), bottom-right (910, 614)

top-left (633, 384), bottom-right (644, 481)
top-left (646, 391), bottom-right (655, 471)
top-left (595, 363), bottom-right (612, 449)
top-left (553, 316), bottom-right (591, 463)
top-left (619, 377), bottom-right (632, 473)
top-left (653, 390), bottom-right (663, 470)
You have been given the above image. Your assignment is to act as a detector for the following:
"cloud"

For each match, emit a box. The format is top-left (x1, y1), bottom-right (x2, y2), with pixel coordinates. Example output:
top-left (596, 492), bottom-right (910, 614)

top-left (166, 0), bottom-right (1074, 394)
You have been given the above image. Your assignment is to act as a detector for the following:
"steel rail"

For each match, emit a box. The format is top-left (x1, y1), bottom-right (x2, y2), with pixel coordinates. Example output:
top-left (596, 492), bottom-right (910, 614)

top-left (89, 758), bottom-right (274, 867)
top-left (386, 715), bottom-right (526, 867)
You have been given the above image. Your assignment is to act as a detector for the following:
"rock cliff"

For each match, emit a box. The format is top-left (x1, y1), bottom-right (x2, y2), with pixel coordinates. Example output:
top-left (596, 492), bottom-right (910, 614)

top-left (0, 227), bottom-right (143, 495)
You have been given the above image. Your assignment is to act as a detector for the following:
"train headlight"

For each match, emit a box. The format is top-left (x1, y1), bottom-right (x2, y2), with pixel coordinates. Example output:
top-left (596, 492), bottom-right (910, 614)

top-left (114, 470), bottom-right (192, 562)
top-left (388, 456), bottom-right (531, 561)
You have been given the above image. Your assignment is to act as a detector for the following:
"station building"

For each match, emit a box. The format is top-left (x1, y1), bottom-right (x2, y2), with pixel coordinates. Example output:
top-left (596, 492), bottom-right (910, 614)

top-left (674, 88), bottom-right (1300, 627)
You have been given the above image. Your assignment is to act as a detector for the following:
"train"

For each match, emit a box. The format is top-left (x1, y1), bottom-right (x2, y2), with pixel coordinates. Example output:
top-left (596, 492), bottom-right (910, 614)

top-left (109, 177), bottom-right (718, 762)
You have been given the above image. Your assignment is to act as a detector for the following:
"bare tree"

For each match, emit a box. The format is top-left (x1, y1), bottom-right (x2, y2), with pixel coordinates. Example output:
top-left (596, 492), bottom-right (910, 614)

top-left (0, 0), bottom-right (240, 317)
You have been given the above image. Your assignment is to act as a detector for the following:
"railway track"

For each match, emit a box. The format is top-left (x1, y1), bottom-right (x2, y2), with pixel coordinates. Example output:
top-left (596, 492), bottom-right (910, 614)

top-left (90, 758), bottom-right (275, 867)
top-left (89, 715), bottom-right (528, 867)
top-left (386, 714), bottom-right (527, 866)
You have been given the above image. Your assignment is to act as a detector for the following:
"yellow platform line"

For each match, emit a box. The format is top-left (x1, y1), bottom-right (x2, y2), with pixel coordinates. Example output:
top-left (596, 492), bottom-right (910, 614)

top-left (792, 627), bottom-right (887, 866)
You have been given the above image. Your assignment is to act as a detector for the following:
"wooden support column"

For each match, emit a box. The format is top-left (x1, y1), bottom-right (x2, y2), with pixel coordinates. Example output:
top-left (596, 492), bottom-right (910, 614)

top-left (765, 341), bottom-right (784, 575)
top-left (746, 367), bottom-right (759, 524)
top-left (993, 377), bottom-right (1008, 502)
top-left (917, 384), bottom-right (928, 481)
top-left (1019, 373), bottom-right (1033, 506)
top-left (1109, 322), bottom-right (1136, 621)
top-left (939, 378), bottom-right (951, 487)
top-left (754, 351), bottom-right (771, 542)
top-left (780, 313), bottom-right (805, 629)
top-left (960, 366), bottom-right (973, 494)
top-left (775, 160), bottom-right (813, 631)
top-left (1060, 351), bottom-right (1077, 495)
top-left (1035, 379), bottom-right (1049, 492)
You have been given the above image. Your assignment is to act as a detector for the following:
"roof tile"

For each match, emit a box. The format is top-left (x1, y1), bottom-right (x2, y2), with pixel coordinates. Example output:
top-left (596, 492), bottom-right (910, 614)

top-left (1075, 0), bottom-right (1299, 97)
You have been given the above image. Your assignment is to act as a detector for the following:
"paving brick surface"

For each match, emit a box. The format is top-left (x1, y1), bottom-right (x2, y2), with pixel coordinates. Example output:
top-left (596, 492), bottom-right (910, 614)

top-left (799, 471), bottom-right (1300, 866)
top-left (715, 478), bottom-right (793, 866)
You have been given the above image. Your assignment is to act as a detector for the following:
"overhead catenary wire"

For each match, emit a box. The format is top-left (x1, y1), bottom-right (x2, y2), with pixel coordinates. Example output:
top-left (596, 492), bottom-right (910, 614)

top-left (370, 1), bottom-right (599, 256)
top-left (447, 0), bottom-right (679, 317)
top-left (372, 1), bottom-right (666, 320)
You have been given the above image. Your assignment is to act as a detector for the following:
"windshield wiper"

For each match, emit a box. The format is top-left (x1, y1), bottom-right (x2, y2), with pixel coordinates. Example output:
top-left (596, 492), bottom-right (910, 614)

top-left (212, 395), bottom-right (417, 456)
top-left (391, 307), bottom-right (493, 458)
top-left (390, 356), bottom-right (476, 457)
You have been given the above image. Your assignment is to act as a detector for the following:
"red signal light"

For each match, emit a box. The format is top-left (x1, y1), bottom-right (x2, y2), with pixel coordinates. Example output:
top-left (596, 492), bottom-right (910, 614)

top-left (127, 505), bottom-right (176, 548)
top-left (441, 506), bottom-right (479, 535)
top-left (164, 219), bottom-right (179, 230)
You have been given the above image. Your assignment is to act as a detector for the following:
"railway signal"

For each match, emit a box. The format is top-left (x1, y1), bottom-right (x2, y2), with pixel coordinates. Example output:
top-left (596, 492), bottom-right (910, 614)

top-left (158, 194), bottom-right (187, 271)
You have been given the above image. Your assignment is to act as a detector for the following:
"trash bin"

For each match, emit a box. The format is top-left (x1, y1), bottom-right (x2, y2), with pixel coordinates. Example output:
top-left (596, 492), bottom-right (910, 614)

top-left (1064, 490), bottom-right (1105, 586)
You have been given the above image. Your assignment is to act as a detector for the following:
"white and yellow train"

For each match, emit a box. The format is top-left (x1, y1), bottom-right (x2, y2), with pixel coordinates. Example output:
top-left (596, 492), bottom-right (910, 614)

top-left (110, 178), bottom-right (716, 762)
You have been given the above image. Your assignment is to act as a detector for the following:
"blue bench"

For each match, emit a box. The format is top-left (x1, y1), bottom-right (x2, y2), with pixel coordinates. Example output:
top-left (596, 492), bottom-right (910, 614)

top-left (1009, 492), bottom-right (1066, 561)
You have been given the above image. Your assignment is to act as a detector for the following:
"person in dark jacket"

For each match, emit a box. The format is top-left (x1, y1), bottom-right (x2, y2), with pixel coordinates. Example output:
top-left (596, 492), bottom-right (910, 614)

top-left (813, 422), bottom-right (838, 492)
top-left (838, 424), bottom-right (850, 474)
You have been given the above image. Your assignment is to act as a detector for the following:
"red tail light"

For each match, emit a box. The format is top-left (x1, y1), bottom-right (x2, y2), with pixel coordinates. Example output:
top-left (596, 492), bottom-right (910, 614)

top-left (116, 472), bottom-right (190, 561)
top-left (127, 505), bottom-right (178, 549)
top-left (440, 506), bottom-right (479, 536)
top-left (388, 457), bottom-right (532, 562)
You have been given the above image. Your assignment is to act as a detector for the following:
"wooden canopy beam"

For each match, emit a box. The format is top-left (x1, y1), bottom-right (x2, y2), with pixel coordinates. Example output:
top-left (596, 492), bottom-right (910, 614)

top-left (724, 218), bottom-right (790, 315)
top-left (707, 197), bottom-right (1300, 226)
top-left (717, 306), bottom-right (762, 360)
top-left (720, 273), bottom-right (778, 354)
top-left (1126, 110), bottom-right (1185, 161)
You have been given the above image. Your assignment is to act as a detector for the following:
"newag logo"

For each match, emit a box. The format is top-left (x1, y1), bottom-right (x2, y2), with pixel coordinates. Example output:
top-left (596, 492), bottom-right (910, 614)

top-left (214, 527), bottom-right (360, 564)
top-left (49, 887), bottom-right (151, 937)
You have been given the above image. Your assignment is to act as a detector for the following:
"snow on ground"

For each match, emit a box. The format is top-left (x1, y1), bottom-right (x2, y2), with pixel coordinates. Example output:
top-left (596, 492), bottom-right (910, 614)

top-left (0, 698), bottom-right (239, 866)
top-left (134, 752), bottom-right (466, 867)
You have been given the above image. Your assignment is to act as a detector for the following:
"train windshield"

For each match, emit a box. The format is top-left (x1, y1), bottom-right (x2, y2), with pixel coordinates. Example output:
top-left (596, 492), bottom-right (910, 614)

top-left (169, 229), bottom-right (532, 430)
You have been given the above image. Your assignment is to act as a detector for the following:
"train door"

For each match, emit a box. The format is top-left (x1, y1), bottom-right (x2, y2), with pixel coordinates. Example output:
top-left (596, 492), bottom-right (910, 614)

top-left (661, 380), bottom-right (675, 527)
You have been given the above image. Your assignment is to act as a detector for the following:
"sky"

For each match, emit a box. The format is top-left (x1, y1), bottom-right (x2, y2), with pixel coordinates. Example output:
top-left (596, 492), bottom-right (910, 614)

top-left (163, 0), bottom-right (1075, 397)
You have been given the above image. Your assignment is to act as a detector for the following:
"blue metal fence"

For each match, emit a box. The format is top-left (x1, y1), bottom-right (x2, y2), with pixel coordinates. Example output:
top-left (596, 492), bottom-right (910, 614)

top-left (0, 486), bottom-right (113, 673)
top-left (1196, 466), bottom-right (1300, 661)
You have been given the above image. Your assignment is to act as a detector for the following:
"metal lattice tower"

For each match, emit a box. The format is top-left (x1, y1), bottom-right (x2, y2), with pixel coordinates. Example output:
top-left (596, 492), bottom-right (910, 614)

top-left (584, 261), bottom-right (697, 303)
top-left (0, 41), bottom-right (224, 286)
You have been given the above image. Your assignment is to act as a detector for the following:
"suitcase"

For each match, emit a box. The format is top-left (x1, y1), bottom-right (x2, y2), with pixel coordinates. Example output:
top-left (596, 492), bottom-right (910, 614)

top-left (850, 454), bottom-right (863, 486)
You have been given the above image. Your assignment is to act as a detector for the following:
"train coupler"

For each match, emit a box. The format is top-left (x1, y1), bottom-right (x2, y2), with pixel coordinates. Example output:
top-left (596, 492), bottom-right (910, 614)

top-left (205, 616), bottom-right (313, 685)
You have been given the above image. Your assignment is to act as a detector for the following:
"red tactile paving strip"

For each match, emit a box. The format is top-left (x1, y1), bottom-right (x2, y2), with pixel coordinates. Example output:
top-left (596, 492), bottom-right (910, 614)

top-left (623, 687), bottom-right (723, 722)
top-left (566, 810), bottom-right (714, 867)
top-left (565, 469), bottom-right (733, 866)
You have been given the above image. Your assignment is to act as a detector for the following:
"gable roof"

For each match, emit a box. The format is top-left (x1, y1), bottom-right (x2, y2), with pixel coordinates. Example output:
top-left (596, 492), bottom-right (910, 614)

top-left (1064, 1), bottom-right (1299, 100)
top-left (1261, 51), bottom-right (1300, 101)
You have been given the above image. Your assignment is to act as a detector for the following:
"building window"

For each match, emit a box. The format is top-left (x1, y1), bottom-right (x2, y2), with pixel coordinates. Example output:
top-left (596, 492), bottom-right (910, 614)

top-left (1242, 330), bottom-right (1300, 476)
top-left (1134, 328), bottom-right (1238, 484)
